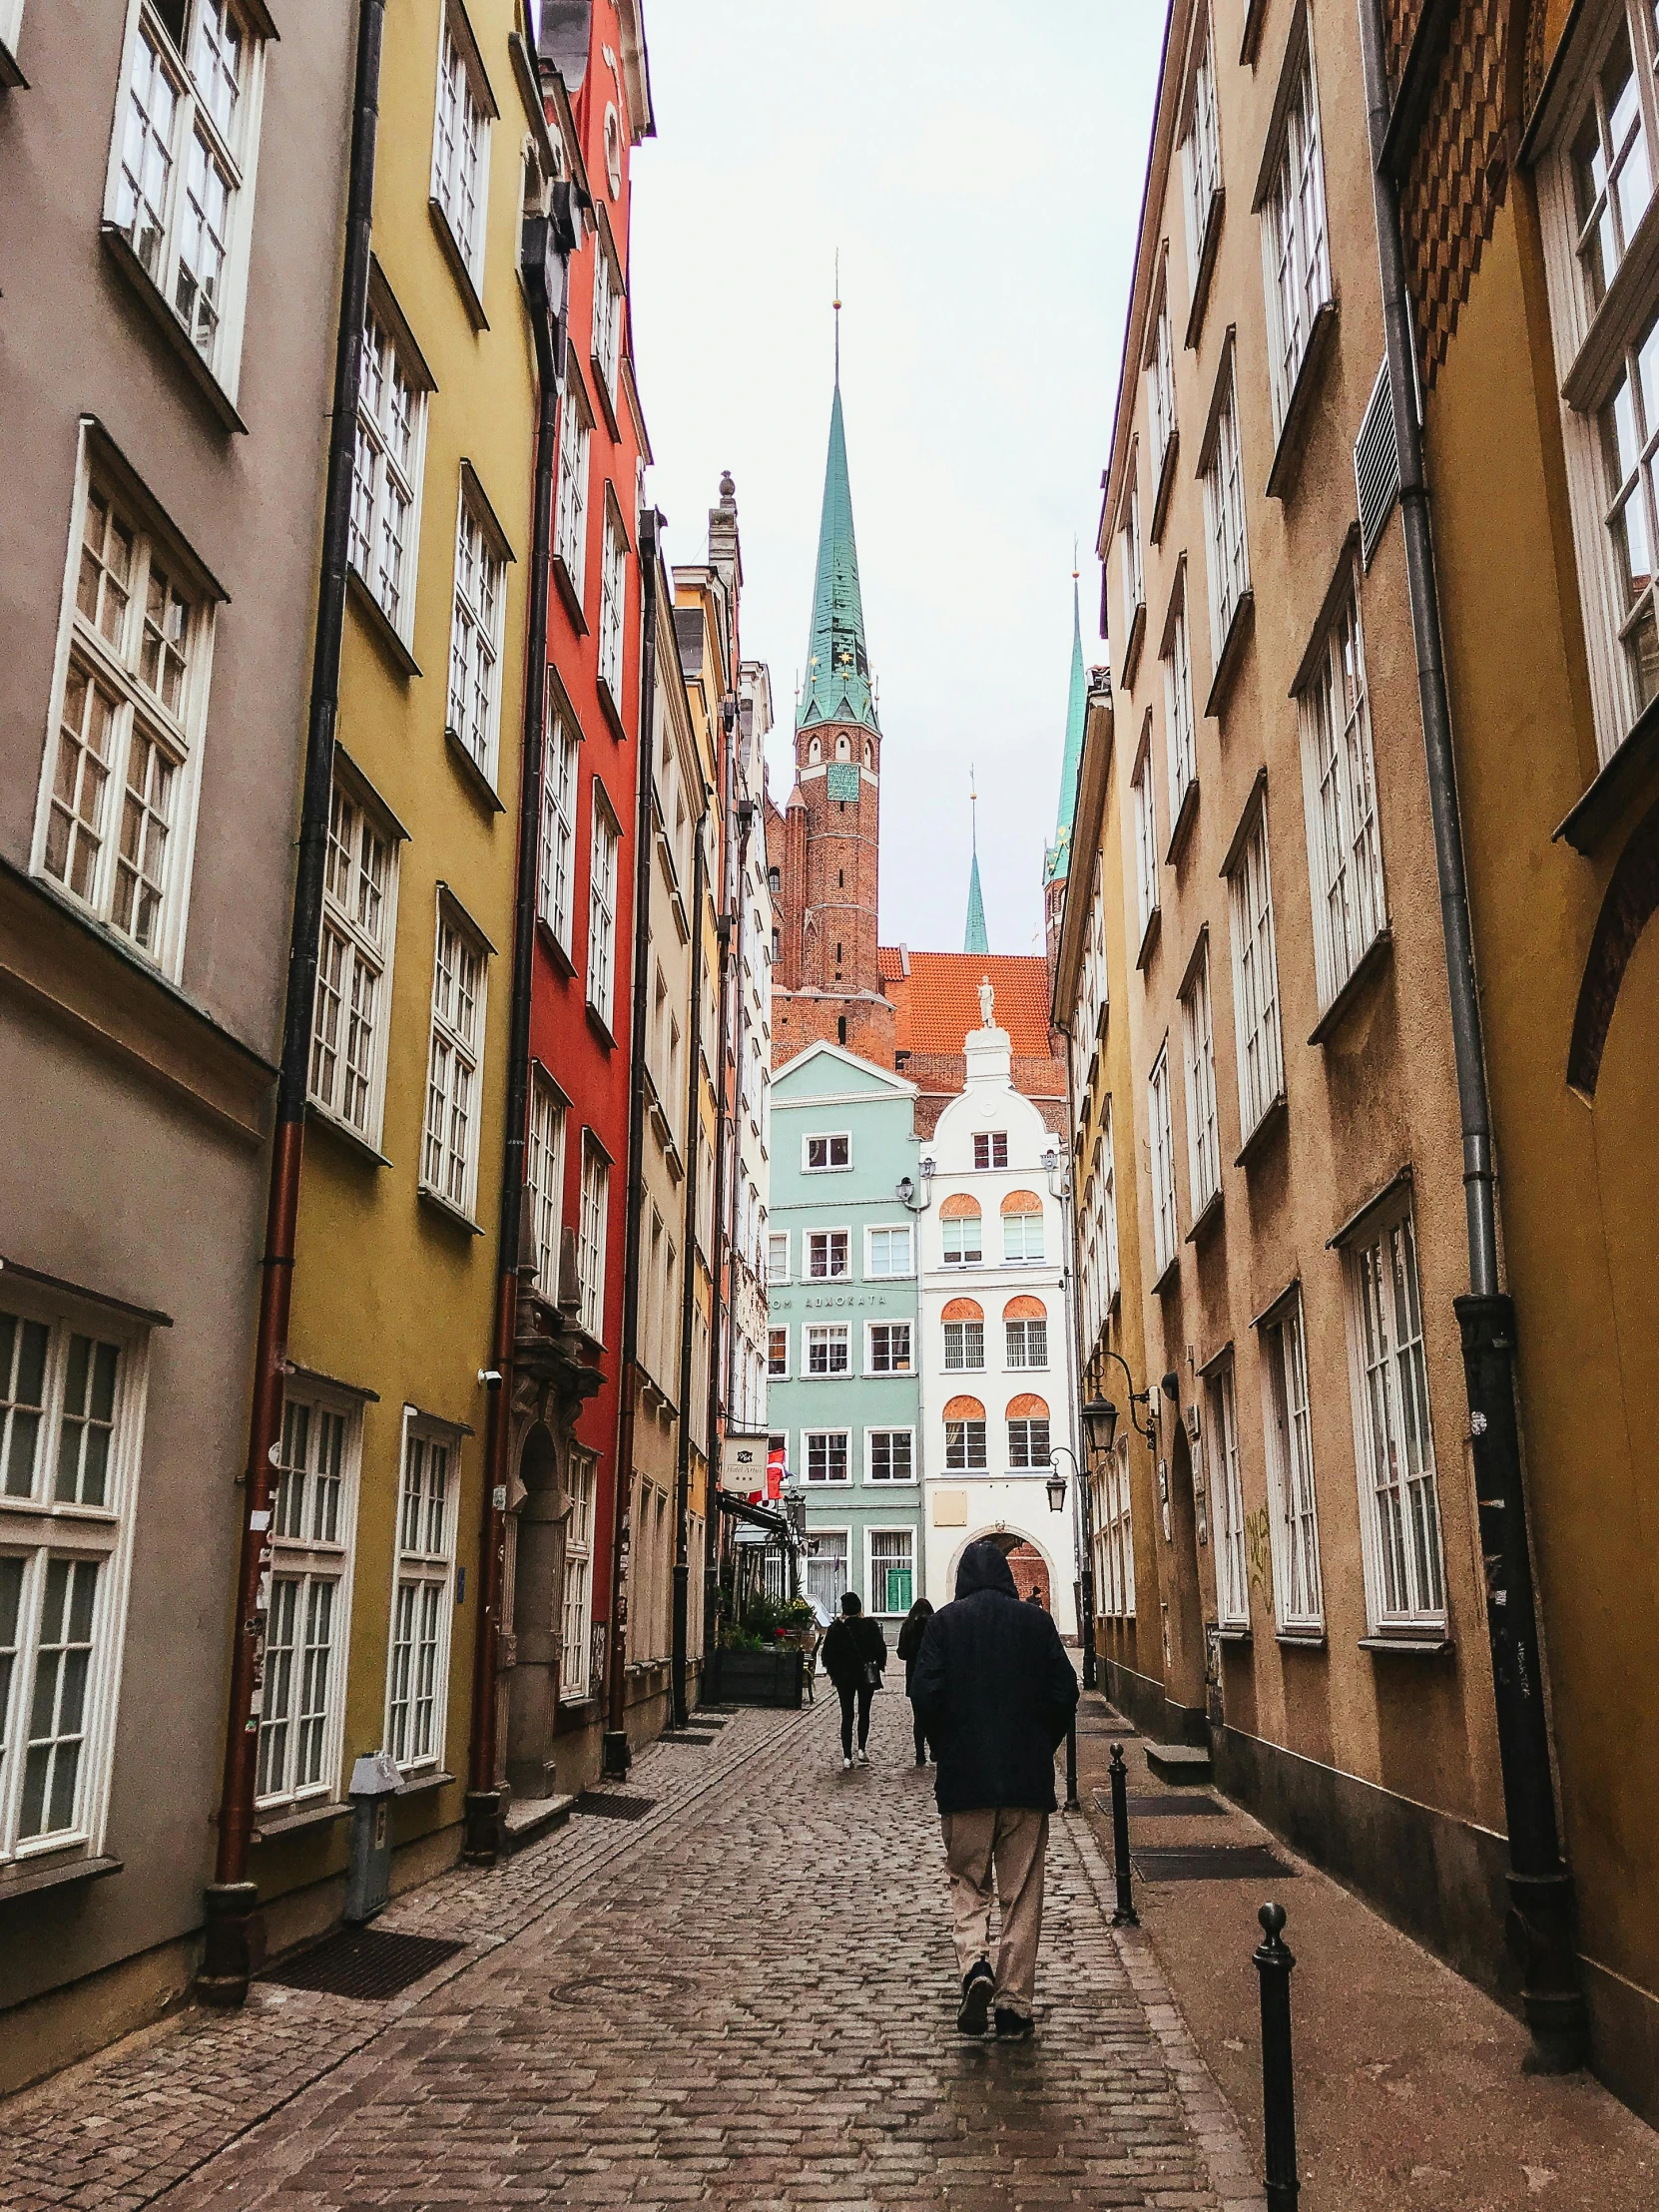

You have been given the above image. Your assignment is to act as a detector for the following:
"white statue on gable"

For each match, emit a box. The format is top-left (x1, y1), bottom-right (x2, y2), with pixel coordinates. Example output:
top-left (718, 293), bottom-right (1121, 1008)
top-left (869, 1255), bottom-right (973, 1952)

top-left (978, 976), bottom-right (995, 1029)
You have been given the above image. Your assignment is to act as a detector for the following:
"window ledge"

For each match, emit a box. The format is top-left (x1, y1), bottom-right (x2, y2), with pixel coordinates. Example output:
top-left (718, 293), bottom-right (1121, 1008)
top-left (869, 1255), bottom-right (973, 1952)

top-left (1234, 1091), bottom-right (1288, 1171)
top-left (1185, 1188), bottom-right (1224, 1246)
top-left (418, 1185), bottom-right (484, 1237)
top-left (535, 915), bottom-right (577, 977)
top-left (1150, 429), bottom-right (1180, 545)
top-left (1360, 1633), bottom-right (1453, 1655)
top-left (1120, 599), bottom-right (1147, 691)
top-left (396, 1768), bottom-right (456, 1798)
top-left (347, 568), bottom-right (422, 680)
top-left (1554, 693), bottom-right (1659, 855)
top-left (0, 33), bottom-right (27, 88)
top-left (306, 1101), bottom-right (391, 1170)
top-left (590, 356), bottom-right (623, 444)
top-left (1151, 1252), bottom-right (1180, 1297)
top-left (1276, 1627), bottom-right (1327, 1649)
top-left (100, 225), bottom-right (247, 434)
top-left (0, 1854), bottom-right (122, 1904)
top-left (1165, 775), bottom-right (1201, 868)
top-left (1135, 904), bottom-right (1162, 974)
top-left (1216, 1625), bottom-right (1252, 1644)
top-left (427, 199), bottom-right (489, 330)
top-left (253, 1798), bottom-right (349, 1842)
top-left (585, 1002), bottom-right (618, 1051)
top-left (1240, 0), bottom-right (1268, 64)
top-left (1203, 590), bottom-right (1255, 721)
top-left (444, 728), bottom-right (507, 817)
top-left (1265, 299), bottom-right (1340, 502)
top-left (596, 672), bottom-right (627, 744)
top-left (1308, 927), bottom-right (1393, 1046)
top-left (1184, 190), bottom-right (1226, 353)
top-left (552, 553), bottom-right (589, 634)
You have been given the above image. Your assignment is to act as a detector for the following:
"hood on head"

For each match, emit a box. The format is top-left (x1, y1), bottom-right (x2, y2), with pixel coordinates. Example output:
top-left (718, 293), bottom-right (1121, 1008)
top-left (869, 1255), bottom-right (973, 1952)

top-left (955, 1539), bottom-right (1018, 1602)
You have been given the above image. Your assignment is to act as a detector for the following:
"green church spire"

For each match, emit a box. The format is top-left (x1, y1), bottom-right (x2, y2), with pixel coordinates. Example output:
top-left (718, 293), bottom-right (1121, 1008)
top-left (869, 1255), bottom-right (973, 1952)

top-left (799, 331), bottom-right (878, 735)
top-left (1044, 572), bottom-right (1089, 886)
top-left (964, 774), bottom-right (988, 954)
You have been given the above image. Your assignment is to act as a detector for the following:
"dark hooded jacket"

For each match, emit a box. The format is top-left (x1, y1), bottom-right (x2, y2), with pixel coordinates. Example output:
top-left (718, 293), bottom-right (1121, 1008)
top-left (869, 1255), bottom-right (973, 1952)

top-left (910, 1540), bottom-right (1079, 1816)
top-left (821, 1612), bottom-right (886, 1691)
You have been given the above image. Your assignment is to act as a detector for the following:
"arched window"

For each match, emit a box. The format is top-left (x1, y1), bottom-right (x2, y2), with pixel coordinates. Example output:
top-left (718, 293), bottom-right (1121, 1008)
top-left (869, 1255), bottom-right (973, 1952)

top-left (942, 1296), bottom-right (984, 1372)
top-left (940, 1194), bottom-right (982, 1267)
top-left (808, 737), bottom-right (822, 765)
top-left (1006, 1393), bottom-right (1051, 1469)
top-left (1001, 1190), bottom-right (1045, 1264)
top-left (835, 733), bottom-right (851, 760)
top-left (943, 1395), bottom-right (987, 1472)
top-left (1003, 1295), bottom-right (1048, 1370)
top-left (863, 739), bottom-right (873, 767)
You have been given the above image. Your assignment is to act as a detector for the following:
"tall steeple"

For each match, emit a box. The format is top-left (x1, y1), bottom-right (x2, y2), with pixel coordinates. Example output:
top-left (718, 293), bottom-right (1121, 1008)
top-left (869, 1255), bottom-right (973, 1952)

top-left (1044, 570), bottom-right (1088, 886)
top-left (964, 772), bottom-right (988, 954)
top-left (799, 312), bottom-right (877, 735)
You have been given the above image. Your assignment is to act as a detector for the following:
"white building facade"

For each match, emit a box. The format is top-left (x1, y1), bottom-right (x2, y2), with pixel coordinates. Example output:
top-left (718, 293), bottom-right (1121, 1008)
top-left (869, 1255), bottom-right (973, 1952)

top-left (917, 1005), bottom-right (1079, 1634)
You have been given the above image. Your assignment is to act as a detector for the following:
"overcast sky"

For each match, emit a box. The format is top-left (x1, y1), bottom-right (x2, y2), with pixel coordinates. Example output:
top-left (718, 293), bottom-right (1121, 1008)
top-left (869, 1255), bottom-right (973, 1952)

top-left (629, 2), bottom-right (1168, 957)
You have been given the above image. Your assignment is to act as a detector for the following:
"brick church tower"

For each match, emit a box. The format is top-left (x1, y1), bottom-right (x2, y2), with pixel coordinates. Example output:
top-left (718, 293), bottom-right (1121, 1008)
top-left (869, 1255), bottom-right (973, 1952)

top-left (769, 354), bottom-right (897, 1068)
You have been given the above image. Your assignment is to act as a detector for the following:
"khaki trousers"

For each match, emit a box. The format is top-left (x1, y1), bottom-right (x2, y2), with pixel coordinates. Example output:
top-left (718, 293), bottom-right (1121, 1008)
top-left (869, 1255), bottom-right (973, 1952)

top-left (941, 1807), bottom-right (1049, 2019)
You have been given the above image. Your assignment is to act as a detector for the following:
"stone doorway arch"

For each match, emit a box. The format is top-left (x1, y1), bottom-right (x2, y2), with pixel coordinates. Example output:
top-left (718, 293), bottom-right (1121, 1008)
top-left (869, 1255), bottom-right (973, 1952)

top-left (506, 1422), bottom-right (563, 1800)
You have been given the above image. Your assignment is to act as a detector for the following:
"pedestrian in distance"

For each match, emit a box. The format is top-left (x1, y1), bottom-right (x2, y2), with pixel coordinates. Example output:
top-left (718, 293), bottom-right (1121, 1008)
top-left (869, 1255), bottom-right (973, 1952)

top-left (895, 1596), bottom-right (936, 1767)
top-left (911, 1539), bottom-right (1079, 2041)
top-left (1024, 1588), bottom-right (1044, 1608)
top-left (822, 1589), bottom-right (886, 1771)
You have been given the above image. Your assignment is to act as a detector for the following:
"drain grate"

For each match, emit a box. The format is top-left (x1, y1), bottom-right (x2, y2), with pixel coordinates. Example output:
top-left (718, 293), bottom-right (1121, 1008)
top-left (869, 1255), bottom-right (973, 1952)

top-left (1132, 1844), bottom-right (1295, 1882)
top-left (1119, 1792), bottom-right (1226, 1817)
top-left (574, 1792), bottom-right (657, 1822)
top-left (264, 1927), bottom-right (463, 2001)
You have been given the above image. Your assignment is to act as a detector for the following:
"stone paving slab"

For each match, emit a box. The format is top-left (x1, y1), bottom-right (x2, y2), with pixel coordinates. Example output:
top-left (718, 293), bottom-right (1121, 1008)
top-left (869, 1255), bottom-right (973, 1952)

top-left (0, 1697), bottom-right (1263, 2211)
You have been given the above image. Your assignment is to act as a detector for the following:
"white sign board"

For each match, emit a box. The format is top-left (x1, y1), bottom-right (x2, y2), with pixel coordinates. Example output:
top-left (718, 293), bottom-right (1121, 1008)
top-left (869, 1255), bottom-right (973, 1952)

top-left (720, 1431), bottom-right (773, 1493)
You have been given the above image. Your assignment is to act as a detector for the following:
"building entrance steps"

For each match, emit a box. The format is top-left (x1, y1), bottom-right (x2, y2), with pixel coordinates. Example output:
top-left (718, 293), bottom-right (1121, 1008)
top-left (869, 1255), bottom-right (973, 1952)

top-left (1074, 1728), bottom-right (1658, 2210)
top-left (1146, 1739), bottom-right (1216, 1783)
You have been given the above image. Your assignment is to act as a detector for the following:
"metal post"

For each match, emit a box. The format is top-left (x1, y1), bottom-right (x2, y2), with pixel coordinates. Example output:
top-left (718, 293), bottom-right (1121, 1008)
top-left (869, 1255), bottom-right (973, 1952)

top-left (1108, 1743), bottom-right (1138, 1926)
top-left (1064, 1719), bottom-right (1079, 1811)
top-left (1254, 1904), bottom-right (1299, 2212)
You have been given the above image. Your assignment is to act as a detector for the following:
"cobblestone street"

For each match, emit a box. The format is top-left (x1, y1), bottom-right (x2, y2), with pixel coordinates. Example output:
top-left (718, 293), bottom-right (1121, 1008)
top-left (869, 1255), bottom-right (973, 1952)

top-left (1, 1696), bottom-right (1259, 2211)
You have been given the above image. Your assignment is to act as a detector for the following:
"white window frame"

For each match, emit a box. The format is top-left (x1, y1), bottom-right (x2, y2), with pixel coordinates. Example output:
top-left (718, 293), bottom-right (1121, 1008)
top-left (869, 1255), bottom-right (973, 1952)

top-left (1260, 16), bottom-right (1334, 438)
top-left (1225, 790), bottom-right (1285, 1141)
top-left (421, 899), bottom-right (488, 1222)
top-left (430, 1), bottom-right (494, 295)
top-left (767, 1232), bottom-right (790, 1284)
top-left (1102, 1106), bottom-right (1122, 1307)
top-left (586, 783), bottom-right (620, 1030)
top-left (1006, 1413), bottom-right (1052, 1470)
top-left (1208, 1359), bottom-right (1248, 1630)
top-left (559, 1444), bottom-right (597, 1701)
top-left (1298, 572), bottom-right (1386, 1010)
top-left (1132, 726), bottom-right (1160, 945)
top-left (943, 1415), bottom-right (988, 1472)
top-left (446, 472), bottom-right (508, 786)
top-left (553, 373), bottom-right (592, 604)
top-left (1119, 464), bottom-right (1146, 645)
top-left (1261, 1295), bottom-right (1324, 1633)
top-left (527, 1066), bottom-right (566, 1299)
top-left (104, 0), bottom-right (270, 400)
top-left (1163, 588), bottom-right (1197, 828)
top-left (805, 1526), bottom-right (851, 1615)
top-left (806, 1324), bottom-right (850, 1377)
top-left (941, 1212), bottom-right (984, 1269)
top-left (0, 1288), bottom-right (151, 1866)
top-left (1001, 1206), bottom-right (1045, 1265)
top-left (864, 1224), bottom-right (914, 1279)
top-left (1148, 273), bottom-right (1177, 480)
top-left (804, 1131), bottom-right (851, 1172)
top-left (590, 229), bottom-right (623, 403)
top-left (942, 1317), bottom-right (985, 1371)
top-left (1201, 360), bottom-right (1251, 663)
top-left (804, 1429), bottom-right (851, 1486)
top-left (598, 497), bottom-right (628, 708)
top-left (1180, 939), bottom-right (1221, 1220)
top-left (865, 1428), bottom-right (916, 1484)
top-left (867, 1525), bottom-right (917, 1616)
top-left (0, 0), bottom-right (24, 74)
top-left (865, 1321), bottom-right (913, 1377)
top-left (768, 1326), bottom-right (789, 1380)
top-left (578, 1137), bottom-right (609, 1342)
top-left (34, 431), bottom-right (219, 982)
top-left (1149, 1043), bottom-right (1178, 1280)
top-left (349, 284), bottom-right (430, 649)
top-left (309, 770), bottom-right (401, 1148)
top-left (971, 1131), bottom-right (1009, 1170)
top-left (1343, 1193), bottom-right (1446, 1633)
top-left (1004, 1314), bottom-right (1049, 1370)
top-left (539, 704), bottom-right (579, 951)
top-left (807, 1229), bottom-right (850, 1281)
top-left (1181, 11), bottom-right (1223, 287)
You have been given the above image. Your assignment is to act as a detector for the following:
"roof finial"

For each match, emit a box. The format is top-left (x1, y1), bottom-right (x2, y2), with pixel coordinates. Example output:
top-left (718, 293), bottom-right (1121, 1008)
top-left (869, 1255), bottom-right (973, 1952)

top-left (833, 249), bottom-right (841, 386)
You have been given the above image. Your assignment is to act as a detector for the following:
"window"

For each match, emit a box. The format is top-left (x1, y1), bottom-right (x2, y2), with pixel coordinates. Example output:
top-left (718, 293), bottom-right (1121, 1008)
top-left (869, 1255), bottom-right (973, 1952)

top-left (587, 790), bottom-right (620, 1028)
top-left (1182, 16), bottom-right (1223, 279)
top-left (1148, 278), bottom-right (1177, 477)
top-left (1099, 1437), bottom-right (1137, 1617)
top-left (261, 1385), bottom-right (358, 1807)
top-left (1299, 579), bottom-right (1386, 1009)
top-left (1149, 1045), bottom-right (1178, 1279)
top-left (1006, 1411), bottom-right (1051, 1468)
top-left (560, 1446), bottom-right (596, 1700)
top-left (972, 1132), bottom-right (1009, 1169)
top-left (1101, 1105), bottom-right (1122, 1307)
top-left (1001, 1202), bottom-right (1045, 1264)
top-left (867, 1322), bottom-right (912, 1376)
top-left (1180, 942), bottom-right (1221, 1219)
top-left (1346, 1199), bottom-right (1445, 1629)
top-left (1208, 1361), bottom-right (1248, 1630)
top-left (578, 1140), bottom-right (609, 1340)
top-left (805, 1430), bottom-right (849, 1484)
top-left (767, 1233), bottom-right (790, 1284)
top-left (1226, 797), bottom-right (1284, 1140)
top-left (941, 1208), bottom-right (982, 1267)
top-left (385, 1419), bottom-right (456, 1772)
top-left (1120, 471), bottom-right (1146, 639)
top-left (1202, 364), bottom-right (1251, 659)
top-left (867, 1429), bottom-right (914, 1483)
top-left (806, 1325), bottom-right (849, 1377)
top-left (527, 1070), bottom-right (565, 1298)
top-left (106, 0), bottom-right (267, 392)
top-left (348, 301), bottom-right (427, 650)
top-left (1262, 32), bottom-right (1333, 435)
top-left (944, 1418), bottom-right (988, 1470)
top-left (806, 1528), bottom-right (849, 1616)
top-left (0, 1295), bottom-right (147, 1862)
top-left (805, 1132), bottom-right (851, 1171)
top-left (807, 1230), bottom-right (849, 1280)
top-left (598, 503), bottom-right (627, 705)
top-left (553, 379), bottom-right (591, 601)
top-left (539, 709), bottom-right (578, 950)
top-left (447, 482), bottom-right (505, 782)
top-left (310, 778), bottom-right (398, 1145)
top-left (768, 1327), bottom-right (789, 1379)
top-left (36, 455), bottom-right (215, 976)
top-left (869, 1527), bottom-right (915, 1615)
top-left (1132, 738), bottom-right (1160, 944)
top-left (422, 907), bottom-right (486, 1219)
top-left (431, 8), bottom-right (491, 290)
top-left (1262, 1297), bottom-right (1322, 1631)
top-left (943, 1318), bottom-right (985, 1371)
top-left (1005, 1316), bottom-right (1048, 1369)
top-left (866, 1225), bottom-right (913, 1278)
top-left (1163, 593), bottom-right (1197, 825)
top-left (591, 241), bottom-right (623, 402)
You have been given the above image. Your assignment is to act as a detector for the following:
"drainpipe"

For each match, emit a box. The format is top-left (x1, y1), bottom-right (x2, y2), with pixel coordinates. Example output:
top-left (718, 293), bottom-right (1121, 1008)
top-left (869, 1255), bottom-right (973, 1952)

top-left (461, 205), bottom-right (565, 1863)
top-left (1357, 0), bottom-right (1585, 2071)
top-left (703, 696), bottom-right (738, 1658)
top-left (198, 0), bottom-right (384, 2009)
top-left (671, 787), bottom-right (711, 1727)
top-left (1051, 1074), bottom-right (1097, 1692)
top-left (603, 509), bottom-right (662, 1777)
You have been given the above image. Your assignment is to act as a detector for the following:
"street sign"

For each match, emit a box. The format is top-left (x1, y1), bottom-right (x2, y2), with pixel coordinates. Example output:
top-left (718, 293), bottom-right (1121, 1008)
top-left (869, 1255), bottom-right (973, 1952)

top-left (720, 1431), bottom-right (772, 1494)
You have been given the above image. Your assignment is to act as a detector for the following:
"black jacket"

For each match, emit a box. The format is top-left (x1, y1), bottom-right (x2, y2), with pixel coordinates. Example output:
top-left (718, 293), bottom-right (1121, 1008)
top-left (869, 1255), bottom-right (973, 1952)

top-left (910, 1541), bottom-right (1079, 1816)
top-left (822, 1614), bottom-right (887, 1692)
top-left (895, 1607), bottom-right (934, 1692)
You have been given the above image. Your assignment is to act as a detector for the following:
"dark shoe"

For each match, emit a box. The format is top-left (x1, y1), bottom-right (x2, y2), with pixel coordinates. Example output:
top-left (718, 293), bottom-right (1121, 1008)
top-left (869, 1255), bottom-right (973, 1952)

top-left (994, 2007), bottom-right (1034, 2041)
top-left (957, 1960), bottom-right (994, 2035)
top-left (914, 1754), bottom-right (926, 1767)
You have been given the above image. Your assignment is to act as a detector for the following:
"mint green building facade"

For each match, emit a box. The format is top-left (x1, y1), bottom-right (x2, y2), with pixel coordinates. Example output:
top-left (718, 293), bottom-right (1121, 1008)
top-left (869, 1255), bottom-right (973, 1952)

top-left (767, 1043), bottom-right (923, 1625)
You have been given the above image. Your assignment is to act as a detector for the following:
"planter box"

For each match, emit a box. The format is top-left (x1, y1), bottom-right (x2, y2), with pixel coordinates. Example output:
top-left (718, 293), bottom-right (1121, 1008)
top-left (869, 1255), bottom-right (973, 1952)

top-left (706, 1648), bottom-right (804, 1710)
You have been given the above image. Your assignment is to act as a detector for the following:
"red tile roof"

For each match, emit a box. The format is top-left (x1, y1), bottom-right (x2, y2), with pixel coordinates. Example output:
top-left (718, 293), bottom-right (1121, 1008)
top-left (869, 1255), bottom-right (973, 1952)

top-left (882, 950), bottom-right (1054, 1059)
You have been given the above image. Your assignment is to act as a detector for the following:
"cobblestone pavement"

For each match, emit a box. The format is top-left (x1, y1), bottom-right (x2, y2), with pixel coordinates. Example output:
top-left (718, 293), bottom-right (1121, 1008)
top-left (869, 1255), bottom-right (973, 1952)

top-left (1, 1695), bottom-right (1262, 2211)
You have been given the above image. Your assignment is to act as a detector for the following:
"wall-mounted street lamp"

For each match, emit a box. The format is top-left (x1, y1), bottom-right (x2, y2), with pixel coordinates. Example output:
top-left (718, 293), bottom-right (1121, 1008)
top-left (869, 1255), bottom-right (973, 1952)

top-left (1044, 1462), bottom-right (1070, 1514)
top-left (896, 1157), bottom-right (935, 1215)
top-left (1089, 1349), bottom-right (1159, 1449)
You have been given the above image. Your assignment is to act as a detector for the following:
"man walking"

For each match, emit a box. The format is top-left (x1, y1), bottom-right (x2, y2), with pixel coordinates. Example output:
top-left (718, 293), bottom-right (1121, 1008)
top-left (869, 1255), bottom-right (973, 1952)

top-left (911, 1540), bottom-right (1078, 2039)
top-left (822, 1590), bottom-right (886, 1771)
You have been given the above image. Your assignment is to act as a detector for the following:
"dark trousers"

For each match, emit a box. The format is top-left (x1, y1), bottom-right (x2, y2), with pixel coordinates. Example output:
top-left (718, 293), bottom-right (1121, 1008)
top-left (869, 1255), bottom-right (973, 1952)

top-left (910, 1700), bottom-right (930, 1763)
top-left (837, 1680), bottom-right (875, 1756)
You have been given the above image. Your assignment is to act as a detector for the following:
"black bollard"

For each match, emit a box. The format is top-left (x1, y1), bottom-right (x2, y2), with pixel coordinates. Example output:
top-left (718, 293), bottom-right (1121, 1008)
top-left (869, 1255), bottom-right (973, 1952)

top-left (1108, 1743), bottom-right (1138, 1926)
top-left (1254, 1902), bottom-right (1300, 2211)
top-left (1064, 1718), bottom-right (1079, 1810)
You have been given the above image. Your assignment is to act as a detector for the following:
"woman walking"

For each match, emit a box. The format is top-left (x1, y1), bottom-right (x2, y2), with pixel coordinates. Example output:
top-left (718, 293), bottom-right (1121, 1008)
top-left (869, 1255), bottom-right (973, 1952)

top-left (822, 1591), bottom-right (886, 1771)
top-left (896, 1596), bottom-right (936, 1766)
